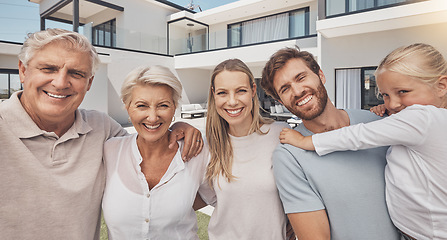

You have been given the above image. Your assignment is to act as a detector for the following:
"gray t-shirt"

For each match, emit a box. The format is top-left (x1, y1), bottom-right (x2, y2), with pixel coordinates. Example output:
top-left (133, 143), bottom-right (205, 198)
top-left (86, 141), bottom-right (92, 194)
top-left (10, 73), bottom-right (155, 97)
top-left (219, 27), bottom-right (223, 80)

top-left (273, 109), bottom-right (400, 240)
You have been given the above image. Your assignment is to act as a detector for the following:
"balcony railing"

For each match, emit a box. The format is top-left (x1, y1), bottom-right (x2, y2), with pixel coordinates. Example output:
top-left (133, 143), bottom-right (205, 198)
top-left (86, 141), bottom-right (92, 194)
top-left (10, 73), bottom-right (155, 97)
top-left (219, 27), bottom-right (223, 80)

top-left (1, 20), bottom-right (312, 56)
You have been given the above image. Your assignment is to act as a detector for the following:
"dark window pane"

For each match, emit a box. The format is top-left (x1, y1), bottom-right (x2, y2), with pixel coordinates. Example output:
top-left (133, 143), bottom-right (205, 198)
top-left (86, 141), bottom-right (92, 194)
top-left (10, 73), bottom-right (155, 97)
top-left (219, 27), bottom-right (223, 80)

top-left (0, 74), bottom-right (8, 99)
top-left (92, 19), bottom-right (116, 47)
top-left (363, 69), bottom-right (383, 109)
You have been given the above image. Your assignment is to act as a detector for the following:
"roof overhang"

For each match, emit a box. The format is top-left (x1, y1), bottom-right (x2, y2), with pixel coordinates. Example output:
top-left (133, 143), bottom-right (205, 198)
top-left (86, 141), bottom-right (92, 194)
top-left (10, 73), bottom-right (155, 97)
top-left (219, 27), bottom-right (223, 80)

top-left (168, 0), bottom-right (313, 26)
top-left (317, 0), bottom-right (447, 38)
top-left (31, 0), bottom-right (124, 25)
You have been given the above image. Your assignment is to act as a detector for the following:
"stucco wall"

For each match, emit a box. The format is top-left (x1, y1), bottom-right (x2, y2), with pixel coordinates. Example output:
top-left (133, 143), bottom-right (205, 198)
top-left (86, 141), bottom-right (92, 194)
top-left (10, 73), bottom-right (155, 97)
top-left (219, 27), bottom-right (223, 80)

top-left (176, 68), bottom-right (211, 105)
top-left (320, 22), bottom-right (447, 103)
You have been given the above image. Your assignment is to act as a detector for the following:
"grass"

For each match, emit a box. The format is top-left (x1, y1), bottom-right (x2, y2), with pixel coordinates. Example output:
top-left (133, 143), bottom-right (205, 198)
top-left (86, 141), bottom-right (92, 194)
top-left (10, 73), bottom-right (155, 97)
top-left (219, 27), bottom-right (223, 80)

top-left (196, 211), bottom-right (211, 240)
top-left (100, 211), bottom-right (210, 240)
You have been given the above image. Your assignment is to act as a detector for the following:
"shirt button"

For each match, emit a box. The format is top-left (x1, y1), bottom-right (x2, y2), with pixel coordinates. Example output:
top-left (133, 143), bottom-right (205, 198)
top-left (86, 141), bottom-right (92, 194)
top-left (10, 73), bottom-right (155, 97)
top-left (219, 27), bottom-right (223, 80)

top-left (146, 193), bottom-right (150, 198)
top-left (145, 218), bottom-right (149, 223)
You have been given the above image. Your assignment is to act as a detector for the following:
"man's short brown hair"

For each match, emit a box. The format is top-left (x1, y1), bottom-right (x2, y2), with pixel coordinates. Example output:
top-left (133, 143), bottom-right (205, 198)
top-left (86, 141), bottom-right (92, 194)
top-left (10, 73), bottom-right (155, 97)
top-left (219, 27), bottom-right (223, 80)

top-left (261, 46), bottom-right (320, 100)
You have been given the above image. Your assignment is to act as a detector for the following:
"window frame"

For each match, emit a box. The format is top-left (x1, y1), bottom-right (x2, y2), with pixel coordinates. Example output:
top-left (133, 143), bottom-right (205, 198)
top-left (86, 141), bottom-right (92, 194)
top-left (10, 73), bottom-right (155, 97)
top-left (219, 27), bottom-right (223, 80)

top-left (227, 7), bottom-right (310, 47)
top-left (92, 19), bottom-right (116, 47)
top-left (325, 0), bottom-right (428, 18)
top-left (0, 69), bottom-right (21, 99)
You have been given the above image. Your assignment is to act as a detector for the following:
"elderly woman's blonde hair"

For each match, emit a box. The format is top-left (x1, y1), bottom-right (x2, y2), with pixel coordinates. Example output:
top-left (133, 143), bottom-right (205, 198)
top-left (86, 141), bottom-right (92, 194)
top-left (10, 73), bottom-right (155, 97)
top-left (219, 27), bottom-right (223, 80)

top-left (121, 65), bottom-right (182, 108)
top-left (18, 28), bottom-right (100, 77)
top-left (376, 43), bottom-right (447, 106)
top-left (206, 59), bottom-right (273, 186)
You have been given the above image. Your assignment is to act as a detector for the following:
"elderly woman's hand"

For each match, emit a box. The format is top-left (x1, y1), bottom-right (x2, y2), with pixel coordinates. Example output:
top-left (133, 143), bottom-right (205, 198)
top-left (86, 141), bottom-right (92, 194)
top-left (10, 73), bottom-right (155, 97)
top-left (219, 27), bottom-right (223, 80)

top-left (169, 122), bottom-right (203, 161)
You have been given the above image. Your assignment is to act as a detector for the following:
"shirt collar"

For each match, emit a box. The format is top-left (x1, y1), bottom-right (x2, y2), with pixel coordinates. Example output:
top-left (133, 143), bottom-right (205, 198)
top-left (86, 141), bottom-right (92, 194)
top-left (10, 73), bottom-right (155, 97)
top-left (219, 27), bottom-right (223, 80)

top-left (131, 134), bottom-right (186, 187)
top-left (0, 91), bottom-right (92, 139)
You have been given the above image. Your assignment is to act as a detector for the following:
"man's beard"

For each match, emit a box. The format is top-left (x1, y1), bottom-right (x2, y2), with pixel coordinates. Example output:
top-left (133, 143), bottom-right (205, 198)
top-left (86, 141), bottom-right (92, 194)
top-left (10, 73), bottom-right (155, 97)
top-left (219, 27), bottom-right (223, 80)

top-left (288, 81), bottom-right (328, 121)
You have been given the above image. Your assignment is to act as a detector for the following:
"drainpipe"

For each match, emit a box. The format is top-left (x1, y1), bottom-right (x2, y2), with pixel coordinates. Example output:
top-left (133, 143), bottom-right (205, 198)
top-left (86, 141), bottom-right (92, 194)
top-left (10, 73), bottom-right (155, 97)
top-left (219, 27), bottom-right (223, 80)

top-left (73, 0), bottom-right (79, 32)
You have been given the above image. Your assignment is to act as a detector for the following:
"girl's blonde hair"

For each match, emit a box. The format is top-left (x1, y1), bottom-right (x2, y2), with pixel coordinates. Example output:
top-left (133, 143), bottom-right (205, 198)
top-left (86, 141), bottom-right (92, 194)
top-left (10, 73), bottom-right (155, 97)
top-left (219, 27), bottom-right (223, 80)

top-left (206, 59), bottom-right (274, 186)
top-left (376, 43), bottom-right (447, 106)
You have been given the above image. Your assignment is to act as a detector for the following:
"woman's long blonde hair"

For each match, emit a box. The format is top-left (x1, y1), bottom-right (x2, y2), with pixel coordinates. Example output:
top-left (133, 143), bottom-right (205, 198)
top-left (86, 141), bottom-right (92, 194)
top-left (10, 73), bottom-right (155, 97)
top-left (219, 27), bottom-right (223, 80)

top-left (206, 59), bottom-right (274, 186)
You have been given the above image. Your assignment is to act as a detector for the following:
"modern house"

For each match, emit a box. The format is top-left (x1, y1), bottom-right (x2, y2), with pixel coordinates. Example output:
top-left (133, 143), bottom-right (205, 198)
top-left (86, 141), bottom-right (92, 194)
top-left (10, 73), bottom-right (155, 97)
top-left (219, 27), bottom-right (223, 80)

top-left (1, 0), bottom-right (446, 124)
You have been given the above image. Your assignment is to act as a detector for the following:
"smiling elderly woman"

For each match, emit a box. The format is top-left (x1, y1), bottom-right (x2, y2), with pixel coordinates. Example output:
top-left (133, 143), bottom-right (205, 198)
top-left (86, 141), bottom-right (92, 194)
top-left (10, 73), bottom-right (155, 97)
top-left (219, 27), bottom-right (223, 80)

top-left (102, 65), bottom-right (209, 240)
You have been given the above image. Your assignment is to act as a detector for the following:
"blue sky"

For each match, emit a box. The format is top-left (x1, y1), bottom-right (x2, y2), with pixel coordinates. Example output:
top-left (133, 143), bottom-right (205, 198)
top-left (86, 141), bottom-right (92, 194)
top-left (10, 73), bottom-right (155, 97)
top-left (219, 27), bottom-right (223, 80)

top-left (171, 0), bottom-right (238, 11)
top-left (0, 0), bottom-right (238, 43)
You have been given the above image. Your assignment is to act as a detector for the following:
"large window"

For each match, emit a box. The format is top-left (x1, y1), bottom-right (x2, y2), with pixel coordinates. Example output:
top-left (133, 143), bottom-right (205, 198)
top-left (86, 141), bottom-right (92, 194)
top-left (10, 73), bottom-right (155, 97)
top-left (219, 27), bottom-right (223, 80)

top-left (335, 67), bottom-right (383, 110)
top-left (326, 0), bottom-right (422, 17)
top-left (228, 7), bottom-right (309, 47)
top-left (0, 69), bottom-right (21, 100)
top-left (92, 19), bottom-right (116, 47)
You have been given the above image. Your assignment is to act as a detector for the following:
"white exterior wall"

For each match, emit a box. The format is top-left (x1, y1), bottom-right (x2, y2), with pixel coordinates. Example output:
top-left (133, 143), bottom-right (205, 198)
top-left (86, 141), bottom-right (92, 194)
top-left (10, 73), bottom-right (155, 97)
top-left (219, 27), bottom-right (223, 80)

top-left (176, 69), bottom-right (211, 104)
top-left (320, 22), bottom-right (447, 102)
top-left (85, 8), bottom-right (120, 28)
top-left (80, 63), bottom-right (109, 113)
top-left (0, 55), bottom-right (20, 69)
top-left (0, 43), bottom-right (22, 69)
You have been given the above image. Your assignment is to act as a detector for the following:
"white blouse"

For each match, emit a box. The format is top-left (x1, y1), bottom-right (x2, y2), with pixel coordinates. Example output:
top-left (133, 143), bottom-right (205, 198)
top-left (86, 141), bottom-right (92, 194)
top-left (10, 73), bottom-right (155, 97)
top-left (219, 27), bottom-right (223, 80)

top-left (102, 134), bottom-right (209, 240)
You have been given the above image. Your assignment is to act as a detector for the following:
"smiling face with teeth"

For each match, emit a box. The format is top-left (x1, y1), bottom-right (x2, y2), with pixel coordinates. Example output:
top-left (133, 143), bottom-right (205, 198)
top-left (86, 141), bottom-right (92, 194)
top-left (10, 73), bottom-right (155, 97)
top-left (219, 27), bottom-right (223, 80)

top-left (213, 70), bottom-right (256, 136)
top-left (273, 58), bottom-right (329, 121)
top-left (126, 84), bottom-right (176, 144)
top-left (18, 42), bottom-right (94, 134)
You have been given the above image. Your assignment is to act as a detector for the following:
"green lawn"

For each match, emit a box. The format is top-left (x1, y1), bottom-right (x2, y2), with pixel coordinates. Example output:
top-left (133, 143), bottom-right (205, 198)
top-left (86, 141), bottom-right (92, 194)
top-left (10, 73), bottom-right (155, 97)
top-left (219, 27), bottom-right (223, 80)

top-left (100, 211), bottom-right (210, 240)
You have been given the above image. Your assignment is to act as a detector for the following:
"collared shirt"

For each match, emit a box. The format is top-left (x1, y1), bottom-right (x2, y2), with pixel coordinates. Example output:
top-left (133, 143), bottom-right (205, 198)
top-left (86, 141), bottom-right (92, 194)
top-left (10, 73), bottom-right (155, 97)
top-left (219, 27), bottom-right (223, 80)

top-left (0, 91), bottom-right (127, 240)
top-left (102, 134), bottom-right (209, 240)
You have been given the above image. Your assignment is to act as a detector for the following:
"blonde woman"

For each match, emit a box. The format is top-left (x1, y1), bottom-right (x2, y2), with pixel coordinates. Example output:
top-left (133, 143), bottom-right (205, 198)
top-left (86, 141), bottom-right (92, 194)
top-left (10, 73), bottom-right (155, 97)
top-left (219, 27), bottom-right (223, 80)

top-left (102, 65), bottom-right (209, 240)
top-left (203, 59), bottom-right (292, 239)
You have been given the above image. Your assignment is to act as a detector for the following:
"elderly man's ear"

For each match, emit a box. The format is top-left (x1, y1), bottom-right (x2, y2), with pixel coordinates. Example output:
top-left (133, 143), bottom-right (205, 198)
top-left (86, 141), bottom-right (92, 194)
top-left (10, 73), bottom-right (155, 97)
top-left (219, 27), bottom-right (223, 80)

top-left (436, 75), bottom-right (447, 98)
top-left (18, 61), bottom-right (26, 84)
top-left (87, 76), bottom-right (94, 91)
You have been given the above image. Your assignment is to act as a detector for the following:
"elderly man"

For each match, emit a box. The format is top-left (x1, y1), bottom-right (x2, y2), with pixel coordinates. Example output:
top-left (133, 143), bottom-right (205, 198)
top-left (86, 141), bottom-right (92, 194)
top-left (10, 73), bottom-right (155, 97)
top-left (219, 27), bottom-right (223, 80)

top-left (0, 29), bottom-right (202, 239)
top-left (260, 47), bottom-right (400, 240)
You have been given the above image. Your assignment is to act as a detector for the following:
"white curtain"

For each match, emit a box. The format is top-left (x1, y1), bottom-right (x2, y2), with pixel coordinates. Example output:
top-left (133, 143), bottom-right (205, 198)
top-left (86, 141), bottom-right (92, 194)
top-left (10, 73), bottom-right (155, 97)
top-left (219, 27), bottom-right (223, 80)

top-left (336, 69), bottom-right (361, 109)
top-left (241, 13), bottom-right (289, 45)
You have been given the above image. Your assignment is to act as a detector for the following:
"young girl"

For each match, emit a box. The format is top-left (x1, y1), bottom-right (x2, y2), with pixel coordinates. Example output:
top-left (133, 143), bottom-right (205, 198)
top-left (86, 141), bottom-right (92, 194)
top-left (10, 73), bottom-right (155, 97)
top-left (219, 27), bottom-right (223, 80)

top-left (280, 43), bottom-right (447, 240)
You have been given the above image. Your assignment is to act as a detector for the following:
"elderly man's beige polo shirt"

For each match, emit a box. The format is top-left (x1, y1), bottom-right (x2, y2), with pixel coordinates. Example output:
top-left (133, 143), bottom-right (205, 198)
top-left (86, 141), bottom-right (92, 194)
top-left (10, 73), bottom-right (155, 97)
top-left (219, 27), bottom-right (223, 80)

top-left (0, 91), bottom-right (127, 240)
